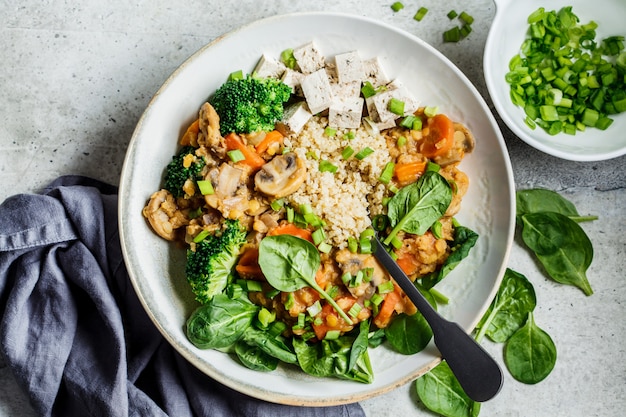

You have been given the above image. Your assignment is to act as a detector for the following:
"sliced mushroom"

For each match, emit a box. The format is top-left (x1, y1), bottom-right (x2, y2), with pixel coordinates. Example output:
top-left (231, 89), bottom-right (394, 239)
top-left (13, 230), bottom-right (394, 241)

top-left (204, 162), bottom-right (251, 220)
top-left (254, 152), bottom-right (307, 198)
top-left (335, 249), bottom-right (388, 299)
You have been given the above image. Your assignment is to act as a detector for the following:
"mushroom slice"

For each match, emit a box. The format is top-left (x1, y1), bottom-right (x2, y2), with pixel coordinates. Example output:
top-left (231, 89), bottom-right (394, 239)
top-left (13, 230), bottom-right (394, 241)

top-left (433, 122), bottom-right (476, 166)
top-left (254, 152), bottom-right (307, 198)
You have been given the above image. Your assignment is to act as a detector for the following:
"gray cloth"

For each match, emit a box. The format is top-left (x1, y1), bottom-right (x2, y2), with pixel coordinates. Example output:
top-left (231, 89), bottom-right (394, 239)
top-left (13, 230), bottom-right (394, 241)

top-left (0, 176), bottom-right (365, 417)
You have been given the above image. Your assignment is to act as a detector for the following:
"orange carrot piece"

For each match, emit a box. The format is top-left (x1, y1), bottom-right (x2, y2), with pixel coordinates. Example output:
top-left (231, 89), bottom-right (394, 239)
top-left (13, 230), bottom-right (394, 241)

top-left (396, 252), bottom-right (419, 276)
top-left (394, 161), bottom-right (427, 186)
top-left (373, 283), bottom-right (402, 328)
top-left (255, 130), bottom-right (283, 154)
top-left (235, 247), bottom-right (263, 279)
top-left (224, 132), bottom-right (266, 171)
top-left (420, 113), bottom-right (455, 158)
top-left (267, 223), bottom-right (313, 243)
top-left (180, 119), bottom-right (200, 146)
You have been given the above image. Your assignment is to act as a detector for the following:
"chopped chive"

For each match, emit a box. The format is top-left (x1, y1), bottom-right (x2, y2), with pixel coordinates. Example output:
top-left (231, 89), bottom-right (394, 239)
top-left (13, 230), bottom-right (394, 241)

top-left (324, 126), bottom-right (337, 137)
top-left (246, 280), bottom-right (263, 292)
top-left (344, 131), bottom-right (355, 140)
top-left (342, 146), bottom-right (355, 159)
top-left (312, 228), bottom-right (325, 245)
top-left (447, 10), bottom-right (458, 19)
top-left (370, 293), bottom-right (384, 306)
top-left (270, 198), bottom-right (284, 211)
top-left (319, 160), bottom-right (338, 173)
top-left (424, 106), bottom-right (439, 117)
top-left (286, 206), bottom-right (294, 223)
top-left (307, 300), bottom-right (322, 317)
top-left (460, 24), bottom-right (472, 38)
top-left (258, 308), bottom-right (276, 327)
top-left (414, 7), bottom-right (428, 22)
top-left (443, 26), bottom-right (461, 42)
top-left (341, 271), bottom-right (352, 285)
top-left (355, 147), bottom-right (374, 160)
top-left (379, 162), bottom-right (395, 184)
top-left (361, 81), bottom-right (377, 98)
top-left (196, 179), bottom-right (214, 195)
top-left (348, 303), bottom-right (363, 318)
top-left (227, 149), bottom-right (245, 163)
top-left (318, 242), bottom-right (332, 253)
top-left (348, 237), bottom-right (358, 253)
top-left (459, 11), bottom-right (474, 25)
top-left (325, 330), bottom-right (341, 340)
top-left (388, 97), bottom-right (405, 115)
top-left (397, 135), bottom-right (407, 147)
top-left (390, 2), bottom-right (404, 12)
top-left (378, 281), bottom-right (395, 294)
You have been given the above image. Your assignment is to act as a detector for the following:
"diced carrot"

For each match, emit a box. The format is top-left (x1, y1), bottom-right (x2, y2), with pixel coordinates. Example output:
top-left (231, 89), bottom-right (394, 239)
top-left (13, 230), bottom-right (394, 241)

top-left (396, 252), bottom-right (419, 276)
top-left (224, 132), bottom-right (266, 171)
top-left (255, 130), bottom-right (283, 155)
top-left (267, 223), bottom-right (313, 243)
top-left (394, 161), bottom-right (427, 186)
top-left (311, 297), bottom-right (356, 340)
top-left (235, 247), bottom-right (263, 279)
top-left (420, 113), bottom-right (455, 158)
top-left (373, 282), bottom-right (402, 328)
top-left (180, 119), bottom-right (200, 146)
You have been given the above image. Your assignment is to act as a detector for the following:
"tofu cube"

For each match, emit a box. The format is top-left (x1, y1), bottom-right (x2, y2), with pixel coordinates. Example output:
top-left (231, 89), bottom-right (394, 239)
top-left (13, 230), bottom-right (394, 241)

top-left (253, 54), bottom-right (287, 79)
top-left (329, 96), bottom-right (364, 129)
top-left (334, 51), bottom-right (365, 84)
top-left (363, 57), bottom-right (390, 88)
top-left (292, 41), bottom-right (326, 74)
top-left (281, 68), bottom-right (304, 96)
top-left (330, 79), bottom-right (361, 99)
top-left (300, 69), bottom-right (334, 114)
top-left (366, 79), bottom-right (420, 122)
top-left (278, 101), bottom-right (312, 135)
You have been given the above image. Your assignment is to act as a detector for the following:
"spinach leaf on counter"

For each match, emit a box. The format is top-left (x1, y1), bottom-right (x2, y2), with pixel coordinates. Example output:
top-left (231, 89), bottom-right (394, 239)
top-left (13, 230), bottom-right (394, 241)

top-left (415, 361), bottom-right (481, 417)
top-left (516, 188), bottom-right (598, 223)
top-left (475, 268), bottom-right (537, 343)
top-left (521, 212), bottom-right (594, 295)
top-left (383, 170), bottom-right (453, 245)
top-left (504, 312), bottom-right (557, 384)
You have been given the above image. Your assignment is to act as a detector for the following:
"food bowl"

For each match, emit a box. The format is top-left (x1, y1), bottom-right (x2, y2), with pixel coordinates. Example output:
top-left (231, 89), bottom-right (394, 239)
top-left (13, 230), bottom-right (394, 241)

top-left (484, 0), bottom-right (626, 161)
top-left (118, 12), bottom-right (515, 406)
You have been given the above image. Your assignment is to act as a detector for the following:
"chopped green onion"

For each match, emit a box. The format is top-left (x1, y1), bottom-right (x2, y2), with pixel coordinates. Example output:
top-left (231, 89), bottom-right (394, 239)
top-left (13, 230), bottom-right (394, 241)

top-left (312, 228), bottom-right (325, 245)
top-left (379, 162), bottom-right (395, 184)
top-left (325, 330), bottom-right (341, 340)
top-left (370, 293), bottom-right (384, 307)
top-left (246, 280), bottom-right (263, 292)
top-left (447, 10), bottom-right (457, 19)
top-left (280, 48), bottom-right (296, 69)
top-left (228, 70), bottom-right (244, 81)
top-left (443, 26), bottom-right (461, 43)
top-left (348, 303), bottom-right (363, 318)
top-left (319, 160), bottom-right (338, 174)
top-left (378, 281), bottom-right (395, 294)
top-left (324, 126), bottom-right (337, 137)
top-left (431, 220), bottom-right (443, 239)
top-left (307, 300), bottom-right (322, 317)
top-left (286, 206), bottom-right (294, 223)
top-left (396, 135), bottom-right (407, 147)
top-left (460, 24), bottom-right (472, 38)
top-left (389, 236), bottom-right (403, 249)
top-left (355, 147), bottom-right (374, 160)
top-left (359, 237), bottom-right (372, 254)
top-left (361, 81), bottom-right (377, 98)
top-left (426, 161), bottom-right (440, 172)
top-left (342, 146), bottom-right (355, 159)
top-left (424, 106), bottom-right (439, 117)
top-left (227, 149), bottom-right (245, 163)
top-left (459, 11), bottom-right (474, 25)
top-left (390, 2), bottom-right (404, 12)
top-left (341, 271), bottom-right (352, 285)
top-left (270, 198), bottom-right (284, 211)
top-left (258, 308), bottom-right (276, 328)
top-left (193, 229), bottom-right (211, 243)
top-left (284, 292), bottom-right (295, 310)
top-left (348, 237), bottom-right (358, 253)
top-left (414, 7), bottom-right (428, 22)
top-left (318, 242), bottom-right (332, 254)
top-left (344, 131), bottom-right (355, 140)
top-left (196, 180), bottom-right (214, 196)
top-left (388, 97), bottom-right (405, 115)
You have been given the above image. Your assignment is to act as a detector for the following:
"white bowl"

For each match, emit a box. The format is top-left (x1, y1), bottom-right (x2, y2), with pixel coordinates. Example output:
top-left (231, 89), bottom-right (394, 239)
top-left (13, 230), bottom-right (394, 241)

top-left (119, 12), bottom-right (515, 406)
top-left (484, 0), bottom-right (626, 161)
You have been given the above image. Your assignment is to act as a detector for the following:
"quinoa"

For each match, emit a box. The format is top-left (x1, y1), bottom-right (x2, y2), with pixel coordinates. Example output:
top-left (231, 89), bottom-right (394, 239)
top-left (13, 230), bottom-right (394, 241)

top-left (283, 116), bottom-right (390, 248)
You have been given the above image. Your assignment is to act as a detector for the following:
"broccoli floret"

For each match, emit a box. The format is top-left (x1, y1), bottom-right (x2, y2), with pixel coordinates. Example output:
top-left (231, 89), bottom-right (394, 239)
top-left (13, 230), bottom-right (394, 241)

top-left (210, 74), bottom-right (292, 135)
top-left (186, 219), bottom-right (247, 304)
top-left (163, 146), bottom-right (205, 198)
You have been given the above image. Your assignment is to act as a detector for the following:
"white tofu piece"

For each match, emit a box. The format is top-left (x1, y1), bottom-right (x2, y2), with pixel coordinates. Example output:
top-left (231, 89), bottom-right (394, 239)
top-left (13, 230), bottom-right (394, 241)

top-left (365, 79), bottom-right (420, 122)
top-left (363, 57), bottom-right (390, 88)
top-left (334, 51), bottom-right (365, 84)
top-left (300, 69), bottom-right (334, 114)
top-left (278, 101), bottom-right (312, 135)
top-left (281, 68), bottom-right (304, 96)
top-left (330, 79), bottom-right (361, 98)
top-left (386, 79), bottom-right (420, 115)
top-left (329, 96), bottom-right (364, 129)
top-left (292, 42), bottom-right (325, 74)
top-left (253, 53), bottom-right (287, 79)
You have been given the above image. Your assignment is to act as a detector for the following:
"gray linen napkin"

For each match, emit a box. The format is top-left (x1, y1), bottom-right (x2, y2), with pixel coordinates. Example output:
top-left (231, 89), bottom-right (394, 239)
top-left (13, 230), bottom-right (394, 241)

top-left (0, 176), bottom-right (365, 417)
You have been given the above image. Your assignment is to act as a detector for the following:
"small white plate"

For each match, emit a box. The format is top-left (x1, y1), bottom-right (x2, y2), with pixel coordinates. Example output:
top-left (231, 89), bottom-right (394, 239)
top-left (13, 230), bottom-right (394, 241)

top-left (484, 0), bottom-right (626, 161)
top-left (119, 12), bottom-right (515, 406)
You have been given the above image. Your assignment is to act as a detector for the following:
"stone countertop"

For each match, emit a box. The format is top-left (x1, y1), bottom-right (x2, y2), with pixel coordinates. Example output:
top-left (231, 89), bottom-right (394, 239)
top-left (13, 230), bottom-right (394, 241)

top-left (1, 1), bottom-right (625, 416)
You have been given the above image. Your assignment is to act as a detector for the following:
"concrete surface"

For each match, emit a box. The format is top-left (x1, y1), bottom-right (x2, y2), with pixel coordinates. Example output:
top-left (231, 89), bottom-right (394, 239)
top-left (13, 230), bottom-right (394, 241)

top-left (1, 1), bottom-right (625, 416)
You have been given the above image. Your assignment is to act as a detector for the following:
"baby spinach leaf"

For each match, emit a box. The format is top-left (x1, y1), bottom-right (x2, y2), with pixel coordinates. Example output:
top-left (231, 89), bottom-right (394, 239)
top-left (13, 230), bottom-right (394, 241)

top-left (293, 335), bottom-right (374, 383)
top-left (385, 312), bottom-right (433, 355)
top-left (504, 312), bottom-right (556, 384)
top-left (415, 361), bottom-right (481, 417)
top-left (421, 225), bottom-right (479, 290)
top-left (475, 268), bottom-right (536, 343)
top-left (516, 189), bottom-right (597, 223)
top-left (259, 234), bottom-right (353, 323)
top-left (348, 320), bottom-right (370, 372)
top-left (384, 170), bottom-right (453, 245)
top-left (235, 341), bottom-right (279, 372)
top-left (240, 326), bottom-right (297, 364)
top-left (521, 212), bottom-right (594, 295)
top-left (185, 294), bottom-right (259, 349)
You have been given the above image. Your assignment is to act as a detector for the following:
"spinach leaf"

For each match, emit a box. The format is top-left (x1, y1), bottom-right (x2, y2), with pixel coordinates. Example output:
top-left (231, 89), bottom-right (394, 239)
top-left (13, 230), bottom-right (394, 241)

top-left (516, 189), bottom-right (597, 223)
top-left (259, 234), bottom-right (353, 323)
top-left (383, 170), bottom-right (453, 245)
top-left (475, 268), bottom-right (536, 343)
top-left (235, 341), bottom-right (279, 372)
top-left (186, 294), bottom-right (259, 349)
top-left (504, 312), bottom-right (557, 384)
top-left (293, 336), bottom-right (374, 384)
top-left (348, 320), bottom-right (370, 372)
top-left (367, 328), bottom-right (386, 348)
top-left (521, 212), bottom-right (594, 295)
top-left (385, 285), bottom-right (435, 354)
top-left (421, 225), bottom-right (479, 290)
top-left (415, 361), bottom-right (481, 417)
top-left (240, 326), bottom-right (297, 364)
